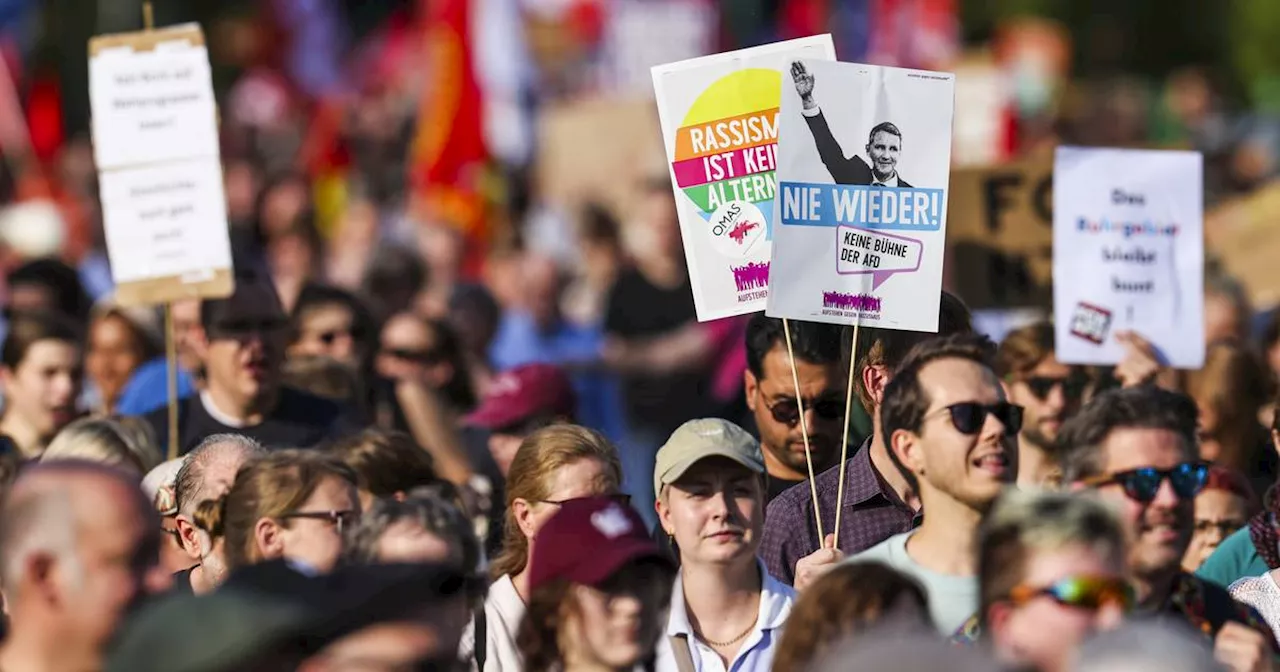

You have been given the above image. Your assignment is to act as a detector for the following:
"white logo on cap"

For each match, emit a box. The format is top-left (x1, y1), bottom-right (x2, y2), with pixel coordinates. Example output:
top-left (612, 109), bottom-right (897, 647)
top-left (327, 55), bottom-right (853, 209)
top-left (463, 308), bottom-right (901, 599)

top-left (590, 506), bottom-right (633, 539)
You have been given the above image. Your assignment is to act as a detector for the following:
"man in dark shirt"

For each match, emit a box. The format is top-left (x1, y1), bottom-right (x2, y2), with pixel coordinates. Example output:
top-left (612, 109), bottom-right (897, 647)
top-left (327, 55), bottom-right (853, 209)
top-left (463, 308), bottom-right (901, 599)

top-left (143, 266), bottom-right (353, 453)
top-left (743, 315), bottom-right (845, 502)
top-left (761, 290), bottom-right (973, 585)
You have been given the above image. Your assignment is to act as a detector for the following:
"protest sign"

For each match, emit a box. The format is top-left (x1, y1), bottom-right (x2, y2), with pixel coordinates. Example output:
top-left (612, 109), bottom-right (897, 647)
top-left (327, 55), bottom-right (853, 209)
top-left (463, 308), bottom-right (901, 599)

top-left (946, 156), bottom-right (1054, 309)
top-left (765, 60), bottom-right (955, 332)
top-left (89, 23), bottom-right (233, 306)
top-left (1052, 146), bottom-right (1204, 368)
top-left (652, 35), bottom-right (835, 321)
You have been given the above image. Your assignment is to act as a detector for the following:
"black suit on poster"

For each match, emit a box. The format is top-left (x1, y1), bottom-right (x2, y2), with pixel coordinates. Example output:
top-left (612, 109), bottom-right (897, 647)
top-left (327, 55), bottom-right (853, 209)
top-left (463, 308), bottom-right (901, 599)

top-left (803, 111), bottom-right (913, 188)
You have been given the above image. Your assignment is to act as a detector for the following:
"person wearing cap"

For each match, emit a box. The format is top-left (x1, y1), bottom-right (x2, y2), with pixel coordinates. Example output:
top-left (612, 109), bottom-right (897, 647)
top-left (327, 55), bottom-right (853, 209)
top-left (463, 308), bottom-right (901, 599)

top-left (518, 496), bottom-right (677, 672)
top-left (465, 363), bottom-right (577, 477)
top-left (652, 418), bottom-right (796, 672)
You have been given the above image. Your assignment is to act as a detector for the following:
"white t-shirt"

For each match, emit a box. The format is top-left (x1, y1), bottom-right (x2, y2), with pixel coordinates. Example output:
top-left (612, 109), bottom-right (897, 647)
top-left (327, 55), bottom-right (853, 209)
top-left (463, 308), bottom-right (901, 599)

top-left (457, 574), bottom-right (525, 671)
top-left (846, 531), bottom-right (977, 635)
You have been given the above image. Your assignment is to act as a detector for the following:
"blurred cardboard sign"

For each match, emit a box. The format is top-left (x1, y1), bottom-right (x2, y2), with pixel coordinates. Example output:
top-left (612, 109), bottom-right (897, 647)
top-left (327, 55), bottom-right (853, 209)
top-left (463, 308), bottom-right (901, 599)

top-left (1207, 181), bottom-right (1280, 310)
top-left (535, 97), bottom-right (665, 220)
top-left (946, 157), bottom-right (1054, 309)
top-left (88, 23), bottom-right (234, 307)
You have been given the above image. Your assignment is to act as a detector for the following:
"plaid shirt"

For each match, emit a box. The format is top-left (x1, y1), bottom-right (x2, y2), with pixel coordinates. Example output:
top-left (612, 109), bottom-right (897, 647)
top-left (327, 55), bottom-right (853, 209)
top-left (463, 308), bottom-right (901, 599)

top-left (761, 439), bottom-right (920, 585)
top-left (951, 572), bottom-right (1279, 652)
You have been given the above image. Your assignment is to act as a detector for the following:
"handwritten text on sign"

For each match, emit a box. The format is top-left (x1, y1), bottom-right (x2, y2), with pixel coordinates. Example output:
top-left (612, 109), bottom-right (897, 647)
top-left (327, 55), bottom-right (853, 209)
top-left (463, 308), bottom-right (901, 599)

top-left (779, 182), bottom-right (945, 232)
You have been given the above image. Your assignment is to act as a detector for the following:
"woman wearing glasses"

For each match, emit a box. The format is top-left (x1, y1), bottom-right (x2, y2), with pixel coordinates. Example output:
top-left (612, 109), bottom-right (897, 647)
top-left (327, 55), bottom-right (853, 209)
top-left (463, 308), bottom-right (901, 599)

top-left (458, 424), bottom-right (626, 671)
top-left (977, 489), bottom-right (1131, 672)
top-left (194, 449), bottom-right (360, 575)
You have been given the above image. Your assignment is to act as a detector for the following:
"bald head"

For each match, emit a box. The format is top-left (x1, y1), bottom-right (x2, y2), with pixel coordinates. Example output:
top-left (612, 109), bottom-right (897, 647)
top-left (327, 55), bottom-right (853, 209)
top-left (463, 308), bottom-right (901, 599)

top-left (174, 434), bottom-right (264, 517)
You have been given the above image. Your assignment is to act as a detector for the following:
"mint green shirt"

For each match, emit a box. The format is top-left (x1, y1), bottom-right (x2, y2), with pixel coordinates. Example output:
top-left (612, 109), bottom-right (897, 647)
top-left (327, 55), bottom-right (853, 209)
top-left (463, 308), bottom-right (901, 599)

top-left (1197, 526), bottom-right (1268, 588)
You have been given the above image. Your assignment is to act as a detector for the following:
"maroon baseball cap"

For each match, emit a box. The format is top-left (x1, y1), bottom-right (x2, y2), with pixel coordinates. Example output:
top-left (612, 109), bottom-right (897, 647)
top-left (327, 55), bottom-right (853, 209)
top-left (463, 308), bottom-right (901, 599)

top-left (528, 496), bottom-right (672, 593)
top-left (464, 364), bottom-right (576, 431)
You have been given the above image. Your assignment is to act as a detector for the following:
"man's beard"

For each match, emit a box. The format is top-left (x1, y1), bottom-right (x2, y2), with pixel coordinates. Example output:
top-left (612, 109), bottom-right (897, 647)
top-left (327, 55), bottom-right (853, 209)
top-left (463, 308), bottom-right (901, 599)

top-left (1021, 425), bottom-right (1056, 450)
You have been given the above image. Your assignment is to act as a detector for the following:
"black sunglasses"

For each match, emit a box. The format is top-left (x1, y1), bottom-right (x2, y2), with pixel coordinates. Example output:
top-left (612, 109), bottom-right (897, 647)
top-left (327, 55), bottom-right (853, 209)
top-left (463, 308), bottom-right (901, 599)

top-left (930, 402), bottom-right (1024, 435)
top-left (381, 347), bottom-right (443, 364)
top-left (765, 397), bottom-right (843, 426)
top-left (1021, 372), bottom-right (1089, 402)
top-left (277, 509), bottom-right (360, 534)
top-left (1082, 462), bottom-right (1208, 503)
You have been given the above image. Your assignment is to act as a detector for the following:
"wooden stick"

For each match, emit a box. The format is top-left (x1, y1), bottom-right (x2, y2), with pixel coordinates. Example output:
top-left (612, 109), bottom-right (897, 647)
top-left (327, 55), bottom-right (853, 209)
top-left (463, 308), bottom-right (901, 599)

top-left (143, 0), bottom-right (154, 30)
top-left (833, 321), bottom-right (860, 550)
top-left (164, 303), bottom-right (178, 461)
top-left (782, 318), bottom-right (823, 538)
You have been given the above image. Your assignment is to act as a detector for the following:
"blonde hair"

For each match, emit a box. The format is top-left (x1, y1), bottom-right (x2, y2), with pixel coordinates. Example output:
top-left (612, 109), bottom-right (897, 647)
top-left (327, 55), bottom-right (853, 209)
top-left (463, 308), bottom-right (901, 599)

top-left (489, 425), bottom-right (621, 579)
top-left (194, 449), bottom-right (357, 571)
top-left (41, 417), bottom-right (162, 474)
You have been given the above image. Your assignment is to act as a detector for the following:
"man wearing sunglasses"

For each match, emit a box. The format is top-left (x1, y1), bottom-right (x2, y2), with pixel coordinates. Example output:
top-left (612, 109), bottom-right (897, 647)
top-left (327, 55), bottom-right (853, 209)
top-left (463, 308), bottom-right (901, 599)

top-left (1060, 386), bottom-right (1278, 672)
top-left (976, 489), bottom-right (1129, 672)
top-left (143, 266), bottom-right (354, 453)
top-left (845, 333), bottom-right (1018, 634)
top-left (995, 322), bottom-right (1088, 488)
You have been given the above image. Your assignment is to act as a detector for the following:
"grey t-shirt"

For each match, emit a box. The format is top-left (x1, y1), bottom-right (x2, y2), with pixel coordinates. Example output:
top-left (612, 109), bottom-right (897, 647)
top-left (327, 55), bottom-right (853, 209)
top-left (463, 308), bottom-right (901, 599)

top-left (846, 531), bottom-right (977, 635)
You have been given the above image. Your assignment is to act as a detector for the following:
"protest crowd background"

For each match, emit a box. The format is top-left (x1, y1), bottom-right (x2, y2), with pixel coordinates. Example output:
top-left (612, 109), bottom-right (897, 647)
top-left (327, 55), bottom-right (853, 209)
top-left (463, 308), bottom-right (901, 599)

top-left (3, 0), bottom-right (1280, 671)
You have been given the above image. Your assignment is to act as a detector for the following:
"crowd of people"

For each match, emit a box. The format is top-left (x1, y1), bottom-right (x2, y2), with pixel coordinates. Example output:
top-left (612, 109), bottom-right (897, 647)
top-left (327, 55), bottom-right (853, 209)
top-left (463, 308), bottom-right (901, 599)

top-left (0, 220), bottom-right (1278, 672)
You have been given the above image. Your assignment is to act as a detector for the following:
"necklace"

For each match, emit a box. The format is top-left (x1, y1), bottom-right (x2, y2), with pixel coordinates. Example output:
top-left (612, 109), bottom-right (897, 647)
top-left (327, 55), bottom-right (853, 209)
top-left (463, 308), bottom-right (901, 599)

top-left (697, 619), bottom-right (755, 648)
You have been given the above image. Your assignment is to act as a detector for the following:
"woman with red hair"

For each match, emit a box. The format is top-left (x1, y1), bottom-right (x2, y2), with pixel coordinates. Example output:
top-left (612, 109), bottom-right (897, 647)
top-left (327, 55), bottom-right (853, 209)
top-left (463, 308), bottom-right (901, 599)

top-left (1183, 466), bottom-right (1258, 572)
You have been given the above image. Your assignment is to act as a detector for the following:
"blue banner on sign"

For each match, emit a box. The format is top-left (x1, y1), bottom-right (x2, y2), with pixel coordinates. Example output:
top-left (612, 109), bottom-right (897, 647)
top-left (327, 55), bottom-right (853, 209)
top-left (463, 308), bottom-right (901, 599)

top-left (778, 181), bottom-right (945, 232)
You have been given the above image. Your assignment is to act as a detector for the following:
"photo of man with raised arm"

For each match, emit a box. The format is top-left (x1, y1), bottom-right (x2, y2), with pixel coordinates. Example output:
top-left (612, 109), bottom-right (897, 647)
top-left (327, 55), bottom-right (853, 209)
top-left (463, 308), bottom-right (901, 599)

top-left (790, 60), bottom-right (913, 188)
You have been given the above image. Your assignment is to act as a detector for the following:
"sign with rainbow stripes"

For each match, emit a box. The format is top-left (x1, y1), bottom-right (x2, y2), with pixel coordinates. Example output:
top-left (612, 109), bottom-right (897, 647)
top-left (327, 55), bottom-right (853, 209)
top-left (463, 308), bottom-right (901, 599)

top-left (652, 35), bottom-right (836, 321)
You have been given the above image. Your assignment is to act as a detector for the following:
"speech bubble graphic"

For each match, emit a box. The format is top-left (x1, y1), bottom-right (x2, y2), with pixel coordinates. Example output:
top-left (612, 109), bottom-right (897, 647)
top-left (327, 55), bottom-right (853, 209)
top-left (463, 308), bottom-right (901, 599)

top-left (835, 225), bottom-right (922, 290)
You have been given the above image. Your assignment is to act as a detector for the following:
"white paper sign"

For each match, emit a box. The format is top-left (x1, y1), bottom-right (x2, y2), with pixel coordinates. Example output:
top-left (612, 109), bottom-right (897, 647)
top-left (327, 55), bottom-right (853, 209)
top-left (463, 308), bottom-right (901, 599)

top-left (89, 37), bottom-right (220, 169)
top-left (1052, 146), bottom-right (1205, 368)
top-left (766, 59), bottom-right (955, 331)
top-left (651, 35), bottom-right (836, 322)
top-left (99, 159), bottom-right (234, 284)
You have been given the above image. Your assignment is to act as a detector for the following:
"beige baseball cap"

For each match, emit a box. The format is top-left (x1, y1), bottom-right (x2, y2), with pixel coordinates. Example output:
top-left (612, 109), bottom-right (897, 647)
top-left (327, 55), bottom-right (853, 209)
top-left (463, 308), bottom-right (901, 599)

top-left (653, 419), bottom-right (765, 496)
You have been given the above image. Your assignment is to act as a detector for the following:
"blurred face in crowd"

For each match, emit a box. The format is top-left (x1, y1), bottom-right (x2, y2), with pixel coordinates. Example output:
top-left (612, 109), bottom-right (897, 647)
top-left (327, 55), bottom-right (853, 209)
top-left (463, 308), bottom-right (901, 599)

top-left (1005, 355), bottom-right (1083, 451)
top-left (177, 447), bottom-right (255, 586)
top-left (563, 563), bottom-right (671, 671)
top-left (657, 458), bottom-right (764, 567)
top-left (514, 457), bottom-right (617, 555)
top-left (1088, 428), bottom-right (1195, 581)
top-left (488, 416), bottom-right (556, 477)
top-left (258, 475), bottom-right (358, 573)
top-left (745, 345), bottom-right (843, 479)
top-left (86, 314), bottom-right (147, 411)
top-left (1204, 292), bottom-right (1245, 344)
top-left (377, 313), bottom-right (452, 388)
top-left (628, 189), bottom-right (682, 262)
top-left (8, 281), bottom-right (56, 315)
top-left (1, 338), bottom-right (81, 440)
top-left (290, 302), bottom-right (361, 366)
top-left (259, 176), bottom-right (309, 241)
top-left (1182, 487), bottom-right (1249, 572)
top-left (523, 255), bottom-right (563, 330)
top-left (988, 544), bottom-right (1127, 672)
top-left (199, 279), bottom-right (288, 413)
top-left (376, 519), bottom-right (456, 565)
top-left (895, 358), bottom-right (1017, 512)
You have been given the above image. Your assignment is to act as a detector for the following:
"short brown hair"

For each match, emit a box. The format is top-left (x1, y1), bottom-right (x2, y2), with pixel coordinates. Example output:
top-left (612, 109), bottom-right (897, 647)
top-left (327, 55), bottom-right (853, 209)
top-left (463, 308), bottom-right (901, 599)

top-left (194, 449), bottom-right (357, 570)
top-left (773, 562), bottom-right (931, 670)
top-left (850, 290), bottom-right (973, 410)
top-left (994, 322), bottom-right (1054, 380)
top-left (1, 311), bottom-right (79, 371)
top-left (879, 333), bottom-right (998, 449)
top-left (326, 429), bottom-right (439, 498)
top-left (1057, 386), bottom-right (1198, 483)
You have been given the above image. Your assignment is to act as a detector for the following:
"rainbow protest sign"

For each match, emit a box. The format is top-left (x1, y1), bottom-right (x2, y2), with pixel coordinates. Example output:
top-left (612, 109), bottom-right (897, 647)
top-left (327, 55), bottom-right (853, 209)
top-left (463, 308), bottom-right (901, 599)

top-left (652, 35), bottom-right (835, 321)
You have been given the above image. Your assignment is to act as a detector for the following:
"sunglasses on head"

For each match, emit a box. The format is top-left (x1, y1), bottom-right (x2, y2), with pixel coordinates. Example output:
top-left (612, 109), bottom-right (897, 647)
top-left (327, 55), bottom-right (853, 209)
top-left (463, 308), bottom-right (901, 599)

top-left (1082, 462), bottom-right (1208, 503)
top-left (1020, 372), bottom-right (1089, 402)
top-left (1008, 576), bottom-right (1134, 612)
top-left (765, 397), bottom-right (843, 426)
top-left (931, 402), bottom-right (1023, 435)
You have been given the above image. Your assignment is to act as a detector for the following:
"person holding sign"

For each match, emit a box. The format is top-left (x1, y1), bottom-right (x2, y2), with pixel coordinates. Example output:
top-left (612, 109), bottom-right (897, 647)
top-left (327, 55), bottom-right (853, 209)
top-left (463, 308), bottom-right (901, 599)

top-left (790, 61), bottom-right (914, 188)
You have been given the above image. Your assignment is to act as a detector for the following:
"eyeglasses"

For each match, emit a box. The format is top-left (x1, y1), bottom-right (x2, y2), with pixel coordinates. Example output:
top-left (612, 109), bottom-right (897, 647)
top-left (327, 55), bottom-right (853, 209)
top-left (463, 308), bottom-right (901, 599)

top-left (1008, 576), bottom-right (1134, 612)
top-left (1081, 462), bottom-right (1208, 503)
top-left (207, 317), bottom-right (289, 341)
top-left (1019, 372), bottom-right (1089, 402)
top-left (278, 509), bottom-right (359, 535)
top-left (1194, 518), bottom-right (1245, 538)
top-left (540, 493), bottom-right (633, 507)
top-left (927, 402), bottom-right (1023, 435)
top-left (765, 396), bottom-right (843, 426)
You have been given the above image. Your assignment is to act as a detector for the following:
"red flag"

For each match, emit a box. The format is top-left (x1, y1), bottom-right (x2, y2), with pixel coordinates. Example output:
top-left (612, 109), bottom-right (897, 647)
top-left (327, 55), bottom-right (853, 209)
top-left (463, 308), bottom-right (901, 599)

top-left (410, 0), bottom-right (488, 274)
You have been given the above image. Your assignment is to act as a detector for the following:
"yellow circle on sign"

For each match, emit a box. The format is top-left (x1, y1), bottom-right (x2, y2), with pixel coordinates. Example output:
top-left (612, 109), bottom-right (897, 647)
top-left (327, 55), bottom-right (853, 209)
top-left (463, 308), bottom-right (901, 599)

top-left (680, 68), bottom-right (781, 127)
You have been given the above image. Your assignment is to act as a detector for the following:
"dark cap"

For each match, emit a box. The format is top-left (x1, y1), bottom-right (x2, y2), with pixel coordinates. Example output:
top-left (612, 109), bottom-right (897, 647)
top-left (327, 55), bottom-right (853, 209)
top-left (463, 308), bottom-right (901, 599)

top-left (464, 363), bottom-right (576, 430)
top-left (528, 496), bottom-right (670, 593)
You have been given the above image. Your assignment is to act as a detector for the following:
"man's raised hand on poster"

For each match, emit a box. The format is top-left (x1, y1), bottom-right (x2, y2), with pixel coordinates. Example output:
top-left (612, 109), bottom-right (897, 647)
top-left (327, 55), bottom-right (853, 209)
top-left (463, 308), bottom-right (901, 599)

top-left (791, 61), bottom-right (817, 111)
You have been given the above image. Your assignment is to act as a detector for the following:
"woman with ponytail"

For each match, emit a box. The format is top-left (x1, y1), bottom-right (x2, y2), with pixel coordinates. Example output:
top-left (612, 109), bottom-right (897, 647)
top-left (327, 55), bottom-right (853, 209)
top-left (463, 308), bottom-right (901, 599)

top-left (194, 448), bottom-right (359, 574)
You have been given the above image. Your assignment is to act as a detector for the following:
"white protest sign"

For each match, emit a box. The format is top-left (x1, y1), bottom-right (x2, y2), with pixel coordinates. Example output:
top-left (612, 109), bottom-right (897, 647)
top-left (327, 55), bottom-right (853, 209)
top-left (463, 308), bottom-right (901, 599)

top-left (1052, 146), bottom-right (1204, 368)
top-left (652, 35), bottom-right (836, 322)
top-left (89, 24), bottom-right (233, 307)
top-left (766, 60), bottom-right (955, 331)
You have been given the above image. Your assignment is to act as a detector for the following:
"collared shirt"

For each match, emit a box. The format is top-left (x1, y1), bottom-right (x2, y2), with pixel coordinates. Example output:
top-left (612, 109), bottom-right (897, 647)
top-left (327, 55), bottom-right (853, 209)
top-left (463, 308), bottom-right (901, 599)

top-left (760, 440), bottom-right (919, 585)
top-left (655, 561), bottom-right (795, 672)
top-left (870, 174), bottom-right (900, 187)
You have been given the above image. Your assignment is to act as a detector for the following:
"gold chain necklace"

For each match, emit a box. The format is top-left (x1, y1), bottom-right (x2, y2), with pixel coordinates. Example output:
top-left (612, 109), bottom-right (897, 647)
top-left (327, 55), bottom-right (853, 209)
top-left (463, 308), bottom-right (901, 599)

top-left (697, 620), bottom-right (755, 648)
